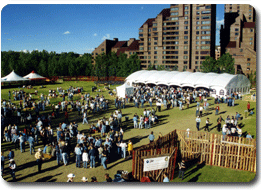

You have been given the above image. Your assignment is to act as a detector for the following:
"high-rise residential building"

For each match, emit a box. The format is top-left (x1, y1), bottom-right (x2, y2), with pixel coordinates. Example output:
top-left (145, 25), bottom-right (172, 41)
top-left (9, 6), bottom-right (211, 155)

top-left (138, 4), bottom-right (216, 72)
top-left (220, 4), bottom-right (256, 75)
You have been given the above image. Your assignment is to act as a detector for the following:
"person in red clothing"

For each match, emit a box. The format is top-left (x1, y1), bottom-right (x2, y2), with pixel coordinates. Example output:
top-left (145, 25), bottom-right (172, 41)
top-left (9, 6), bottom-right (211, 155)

top-left (65, 110), bottom-right (69, 124)
top-left (247, 102), bottom-right (250, 112)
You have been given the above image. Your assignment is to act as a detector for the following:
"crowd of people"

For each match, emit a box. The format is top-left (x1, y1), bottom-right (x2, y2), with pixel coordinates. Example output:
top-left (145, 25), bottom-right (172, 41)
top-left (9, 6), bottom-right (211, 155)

top-left (1, 83), bottom-right (255, 182)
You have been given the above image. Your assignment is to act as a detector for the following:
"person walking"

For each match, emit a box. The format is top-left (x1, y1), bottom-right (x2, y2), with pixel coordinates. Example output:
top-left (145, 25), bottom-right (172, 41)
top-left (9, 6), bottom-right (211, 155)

top-left (196, 116), bottom-right (201, 131)
top-left (35, 148), bottom-right (44, 173)
top-left (247, 101), bottom-right (250, 112)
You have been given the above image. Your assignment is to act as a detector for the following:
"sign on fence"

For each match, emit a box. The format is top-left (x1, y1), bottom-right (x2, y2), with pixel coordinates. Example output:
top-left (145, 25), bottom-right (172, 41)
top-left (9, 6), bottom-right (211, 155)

top-left (143, 156), bottom-right (170, 172)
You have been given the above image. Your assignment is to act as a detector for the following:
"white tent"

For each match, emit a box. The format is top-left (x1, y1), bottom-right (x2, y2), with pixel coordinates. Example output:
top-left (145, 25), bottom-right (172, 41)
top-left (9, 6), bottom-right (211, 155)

top-left (116, 83), bottom-right (134, 98)
top-left (125, 70), bottom-right (251, 97)
top-left (1, 70), bottom-right (29, 82)
top-left (23, 71), bottom-right (46, 80)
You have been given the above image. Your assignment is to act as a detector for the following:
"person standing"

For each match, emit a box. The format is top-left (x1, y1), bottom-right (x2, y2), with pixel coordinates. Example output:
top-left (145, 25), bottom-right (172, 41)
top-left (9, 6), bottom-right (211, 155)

top-left (74, 144), bottom-right (82, 168)
top-left (89, 146), bottom-right (96, 168)
top-left (247, 102), bottom-right (250, 112)
top-left (199, 105), bottom-right (203, 117)
top-left (215, 103), bottom-right (220, 115)
top-left (148, 131), bottom-right (155, 143)
top-left (18, 134), bottom-right (25, 153)
top-left (128, 140), bottom-right (133, 157)
top-left (101, 146), bottom-right (108, 170)
top-left (196, 116), bottom-right (201, 131)
top-left (217, 116), bottom-right (224, 132)
top-left (35, 148), bottom-right (44, 173)
top-left (27, 133), bottom-right (35, 155)
top-left (178, 159), bottom-right (186, 180)
top-left (9, 159), bottom-right (17, 181)
top-left (65, 110), bottom-right (69, 124)
top-left (82, 111), bottom-right (88, 124)
top-left (82, 150), bottom-right (89, 169)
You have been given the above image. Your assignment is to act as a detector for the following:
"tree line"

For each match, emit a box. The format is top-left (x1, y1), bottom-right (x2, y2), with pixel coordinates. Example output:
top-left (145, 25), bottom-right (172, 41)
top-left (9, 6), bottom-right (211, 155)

top-left (1, 50), bottom-right (141, 78)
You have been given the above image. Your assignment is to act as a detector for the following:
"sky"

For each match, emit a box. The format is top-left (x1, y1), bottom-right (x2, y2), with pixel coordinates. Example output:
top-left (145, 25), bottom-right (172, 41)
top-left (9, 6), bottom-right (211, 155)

top-left (1, 4), bottom-right (225, 54)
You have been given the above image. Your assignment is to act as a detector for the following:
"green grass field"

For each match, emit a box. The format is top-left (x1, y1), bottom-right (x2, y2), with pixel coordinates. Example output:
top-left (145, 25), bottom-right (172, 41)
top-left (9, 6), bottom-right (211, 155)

top-left (1, 81), bottom-right (256, 182)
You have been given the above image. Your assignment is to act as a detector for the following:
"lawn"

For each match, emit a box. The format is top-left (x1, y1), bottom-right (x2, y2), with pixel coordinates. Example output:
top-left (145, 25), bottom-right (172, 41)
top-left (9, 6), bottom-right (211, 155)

top-left (1, 81), bottom-right (257, 182)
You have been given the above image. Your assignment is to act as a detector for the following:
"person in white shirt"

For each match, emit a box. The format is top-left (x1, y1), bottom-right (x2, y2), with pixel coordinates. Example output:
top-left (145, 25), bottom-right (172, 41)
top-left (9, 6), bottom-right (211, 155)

top-left (237, 125), bottom-right (242, 137)
top-left (196, 116), bottom-right (201, 131)
top-left (82, 150), bottom-right (89, 169)
top-left (119, 141), bottom-right (127, 159)
top-left (139, 115), bottom-right (144, 129)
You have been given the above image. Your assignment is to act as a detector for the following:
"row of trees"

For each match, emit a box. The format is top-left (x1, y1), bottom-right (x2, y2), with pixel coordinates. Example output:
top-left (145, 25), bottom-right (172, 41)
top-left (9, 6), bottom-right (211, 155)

top-left (1, 50), bottom-right (141, 78)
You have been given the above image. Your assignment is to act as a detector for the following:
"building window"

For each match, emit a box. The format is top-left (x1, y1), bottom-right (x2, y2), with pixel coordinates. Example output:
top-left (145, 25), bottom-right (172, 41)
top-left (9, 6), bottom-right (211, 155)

top-left (196, 21), bottom-right (200, 25)
top-left (195, 61), bottom-right (198, 64)
top-left (201, 36), bottom-right (210, 39)
top-left (184, 16), bottom-right (188, 20)
top-left (171, 12), bottom-right (179, 16)
top-left (139, 29), bottom-right (143, 33)
top-left (154, 47), bottom-right (158, 50)
top-left (201, 26), bottom-right (210, 29)
top-left (184, 56), bottom-right (188, 59)
top-left (185, 11), bottom-right (189, 14)
top-left (184, 41), bottom-right (188, 44)
top-left (184, 31), bottom-right (188, 34)
top-left (148, 29), bottom-right (151, 32)
top-left (196, 31), bottom-right (199, 35)
top-left (101, 48), bottom-right (104, 51)
top-left (140, 43), bottom-right (144, 46)
top-left (154, 61), bottom-right (158, 64)
top-left (250, 38), bottom-right (253, 40)
top-left (196, 17), bottom-right (200, 20)
top-left (196, 41), bottom-right (199, 44)
top-left (195, 56), bottom-right (199, 59)
top-left (196, 46), bottom-right (199, 49)
top-left (247, 58), bottom-right (251, 61)
top-left (206, 5), bottom-right (211, 9)
top-left (184, 61), bottom-right (188, 64)
top-left (154, 42), bottom-right (157, 45)
top-left (235, 33), bottom-right (239, 36)
top-left (183, 66), bottom-right (187, 70)
top-left (153, 28), bottom-right (157, 31)
top-left (148, 52), bottom-right (151, 54)
top-left (139, 34), bottom-right (143, 37)
top-left (196, 11), bottom-right (200, 15)
top-left (154, 51), bottom-right (157, 54)
top-left (201, 21), bottom-right (211, 25)
top-left (171, 17), bottom-right (179, 20)
top-left (153, 23), bottom-right (157, 27)
top-left (235, 28), bottom-right (239, 31)
top-left (196, 36), bottom-right (200, 39)
top-left (184, 21), bottom-right (188, 24)
top-left (154, 37), bottom-right (158, 40)
top-left (185, 6), bottom-right (189, 10)
top-left (250, 42), bottom-right (253, 45)
top-left (184, 51), bottom-right (188, 54)
top-left (196, 6), bottom-right (199, 10)
top-left (235, 37), bottom-right (237, 40)
top-left (240, 49), bottom-right (243, 52)
top-left (184, 26), bottom-right (189, 29)
top-left (184, 46), bottom-right (188, 49)
top-left (171, 7), bottom-right (179, 11)
top-left (139, 47), bottom-right (144, 50)
top-left (247, 63), bottom-right (250, 66)
top-left (250, 29), bottom-right (254, 32)
top-left (195, 66), bottom-right (198, 69)
top-left (148, 47), bottom-right (151, 50)
top-left (184, 36), bottom-right (188, 39)
top-left (154, 56), bottom-right (158, 59)
top-left (202, 10), bottom-right (211, 14)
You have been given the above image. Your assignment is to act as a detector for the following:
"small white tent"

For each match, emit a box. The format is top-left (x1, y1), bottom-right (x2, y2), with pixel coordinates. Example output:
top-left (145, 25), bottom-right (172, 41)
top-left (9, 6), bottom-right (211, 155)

top-left (1, 70), bottom-right (29, 82)
top-left (23, 71), bottom-right (46, 80)
top-left (116, 83), bottom-right (134, 98)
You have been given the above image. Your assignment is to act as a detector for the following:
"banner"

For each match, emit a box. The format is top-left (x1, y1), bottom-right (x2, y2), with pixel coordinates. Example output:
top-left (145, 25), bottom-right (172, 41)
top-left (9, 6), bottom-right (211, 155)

top-left (143, 156), bottom-right (170, 172)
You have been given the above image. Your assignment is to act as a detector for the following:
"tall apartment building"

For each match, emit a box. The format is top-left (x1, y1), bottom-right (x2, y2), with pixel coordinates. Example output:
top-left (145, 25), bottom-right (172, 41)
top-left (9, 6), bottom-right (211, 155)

top-left (138, 4), bottom-right (216, 71)
top-left (220, 4), bottom-right (256, 75)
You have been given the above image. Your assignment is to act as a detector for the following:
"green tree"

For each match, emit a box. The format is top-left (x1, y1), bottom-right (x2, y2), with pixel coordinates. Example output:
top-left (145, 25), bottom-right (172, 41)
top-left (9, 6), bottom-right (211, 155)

top-left (216, 53), bottom-right (235, 74)
top-left (147, 63), bottom-right (155, 70)
top-left (200, 56), bottom-right (217, 73)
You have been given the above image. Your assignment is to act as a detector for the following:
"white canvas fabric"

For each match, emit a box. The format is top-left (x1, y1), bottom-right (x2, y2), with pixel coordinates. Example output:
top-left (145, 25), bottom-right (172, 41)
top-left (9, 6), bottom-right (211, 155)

top-left (1, 70), bottom-right (30, 82)
top-left (125, 70), bottom-right (251, 97)
top-left (116, 83), bottom-right (134, 98)
top-left (23, 71), bottom-right (46, 80)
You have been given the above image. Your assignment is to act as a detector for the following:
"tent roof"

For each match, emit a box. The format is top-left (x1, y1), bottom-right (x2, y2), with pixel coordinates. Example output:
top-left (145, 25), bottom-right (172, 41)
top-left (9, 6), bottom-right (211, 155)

top-left (1, 70), bottom-right (29, 82)
top-left (125, 70), bottom-right (250, 89)
top-left (23, 71), bottom-right (46, 80)
top-left (116, 83), bottom-right (134, 89)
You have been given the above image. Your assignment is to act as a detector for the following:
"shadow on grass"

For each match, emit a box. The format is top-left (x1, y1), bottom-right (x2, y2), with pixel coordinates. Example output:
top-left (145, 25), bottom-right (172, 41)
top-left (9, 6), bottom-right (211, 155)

top-left (34, 172), bottom-right (62, 182)
top-left (188, 173), bottom-right (201, 182)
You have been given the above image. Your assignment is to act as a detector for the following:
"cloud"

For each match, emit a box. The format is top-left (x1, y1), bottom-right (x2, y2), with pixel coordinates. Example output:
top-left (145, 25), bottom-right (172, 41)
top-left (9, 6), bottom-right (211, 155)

top-left (63, 31), bottom-right (70, 35)
top-left (102, 34), bottom-right (110, 40)
top-left (94, 33), bottom-right (97, 36)
top-left (216, 19), bottom-right (224, 30)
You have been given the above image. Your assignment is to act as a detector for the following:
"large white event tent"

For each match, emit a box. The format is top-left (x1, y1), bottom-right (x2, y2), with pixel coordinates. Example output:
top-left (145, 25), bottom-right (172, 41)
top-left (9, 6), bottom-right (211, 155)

top-left (1, 70), bottom-right (29, 82)
top-left (23, 71), bottom-right (46, 80)
top-left (125, 71), bottom-right (251, 97)
top-left (116, 83), bottom-right (134, 98)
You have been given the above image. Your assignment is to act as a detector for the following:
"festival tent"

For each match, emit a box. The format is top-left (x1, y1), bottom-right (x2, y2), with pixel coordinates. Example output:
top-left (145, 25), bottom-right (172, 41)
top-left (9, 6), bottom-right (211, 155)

top-left (116, 83), bottom-right (134, 98)
top-left (125, 70), bottom-right (251, 97)
top-left (23, 71), bottom-right (46, 80)
top-left (1, 70), bottom-right (29, 82)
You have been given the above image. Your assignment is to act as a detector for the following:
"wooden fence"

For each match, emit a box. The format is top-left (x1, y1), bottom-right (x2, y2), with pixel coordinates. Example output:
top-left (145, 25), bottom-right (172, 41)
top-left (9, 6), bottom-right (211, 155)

top-left (47, 76), bottom-right (126, 82)
top-left (132, 129), bottom-right (256, 181)
top-left (132, 130), bottom-right (179, 182)
top-left (176, 130), bottom-right (256, 172)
